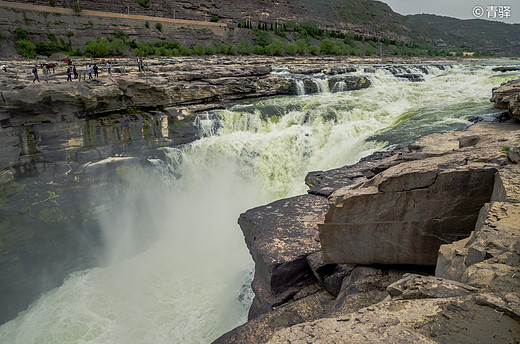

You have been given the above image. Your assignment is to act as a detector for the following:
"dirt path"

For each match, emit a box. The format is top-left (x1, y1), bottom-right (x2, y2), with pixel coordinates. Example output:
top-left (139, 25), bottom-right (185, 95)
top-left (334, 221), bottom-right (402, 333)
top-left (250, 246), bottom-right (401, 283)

top-left (0, 0), bottom-right (226, 28)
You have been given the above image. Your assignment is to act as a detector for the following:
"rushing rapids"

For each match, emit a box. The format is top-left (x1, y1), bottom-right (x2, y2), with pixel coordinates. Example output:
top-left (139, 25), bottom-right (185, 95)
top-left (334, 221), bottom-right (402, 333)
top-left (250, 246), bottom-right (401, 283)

top-left (0, 61), bottom-right (518, 343)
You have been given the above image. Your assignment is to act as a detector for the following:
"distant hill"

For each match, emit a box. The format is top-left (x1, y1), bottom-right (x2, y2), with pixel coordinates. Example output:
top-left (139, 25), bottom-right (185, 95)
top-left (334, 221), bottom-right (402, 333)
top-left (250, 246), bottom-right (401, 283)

top-left (409, 14), bottom-right (520, 55)
top-left (0, 0), bottom-right (518, 57)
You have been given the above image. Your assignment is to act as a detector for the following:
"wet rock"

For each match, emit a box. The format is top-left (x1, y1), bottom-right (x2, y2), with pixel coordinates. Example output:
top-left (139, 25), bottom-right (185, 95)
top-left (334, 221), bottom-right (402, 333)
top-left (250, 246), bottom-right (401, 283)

top-left (492, 66), bottom-right (520, 72)
top-left (212, 289), bottom-right (334, 344)
top-left (394, 73), bottom-right (425, 82)
top-left (238, 194), bottom-right (329, 317)
top-left (490, 78), bottom-right (520, 119)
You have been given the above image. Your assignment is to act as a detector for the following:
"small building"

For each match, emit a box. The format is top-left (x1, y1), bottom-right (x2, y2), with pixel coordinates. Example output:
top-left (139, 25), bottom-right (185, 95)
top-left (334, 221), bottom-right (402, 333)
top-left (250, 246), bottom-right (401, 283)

top-left (436, 39), bottom-right (447, 49)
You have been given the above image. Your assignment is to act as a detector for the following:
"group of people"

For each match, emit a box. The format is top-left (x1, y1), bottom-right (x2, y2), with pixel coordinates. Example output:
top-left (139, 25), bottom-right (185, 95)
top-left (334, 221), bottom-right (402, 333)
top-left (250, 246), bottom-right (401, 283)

top-left (31, 61), bottom-right (113, 83)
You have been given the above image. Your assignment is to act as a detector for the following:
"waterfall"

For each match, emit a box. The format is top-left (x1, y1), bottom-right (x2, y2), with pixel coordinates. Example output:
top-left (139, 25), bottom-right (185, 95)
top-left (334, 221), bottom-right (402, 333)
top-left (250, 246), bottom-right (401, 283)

top-left (312, 77), bottom-right (330, 93)
top-left (0, 62), bottom-right (514, 344)
top-left (295, 79), bottom-right (305, 95)
top-left (332, 81), bottom-right (347, 93)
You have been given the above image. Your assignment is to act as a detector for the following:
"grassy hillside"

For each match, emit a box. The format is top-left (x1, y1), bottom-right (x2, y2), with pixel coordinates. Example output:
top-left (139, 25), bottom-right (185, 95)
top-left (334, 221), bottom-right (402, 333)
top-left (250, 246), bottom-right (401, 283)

top-left (409, 14), bottom-right (520, 55)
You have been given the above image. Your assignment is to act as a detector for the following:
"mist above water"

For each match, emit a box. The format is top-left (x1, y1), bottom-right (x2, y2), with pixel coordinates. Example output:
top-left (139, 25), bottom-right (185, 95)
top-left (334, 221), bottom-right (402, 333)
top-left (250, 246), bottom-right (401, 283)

top-left (0, 62), bottom-right (514, 343)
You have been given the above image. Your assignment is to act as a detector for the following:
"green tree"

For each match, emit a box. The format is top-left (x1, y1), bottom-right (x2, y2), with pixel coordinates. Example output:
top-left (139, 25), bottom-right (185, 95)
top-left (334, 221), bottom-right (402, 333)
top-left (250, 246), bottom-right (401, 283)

top-left (285, 43), bottom-right (297, 55)
top-left (138, 0), bottom-right (150, 8)
top-left (113, 29), bottom-right (128, 41)
top-left (16, 39), bottom-right (37, 58)
top-left (295, 39), bottom-right (307, 54)
top-left (14, 27), bottom-right (28, 40)
top-left (237, 40), bottom-right (254, 55)
top-left (320, 39), bottom-right (335, 54)
top-left (264, 39), bottom-right (284, 56)
top-left (155, 22), bottom-right (163, 32)
top-left (256, 31), bottom-right (271, 47)
top-left (73, 2), bottom-right (81, 12)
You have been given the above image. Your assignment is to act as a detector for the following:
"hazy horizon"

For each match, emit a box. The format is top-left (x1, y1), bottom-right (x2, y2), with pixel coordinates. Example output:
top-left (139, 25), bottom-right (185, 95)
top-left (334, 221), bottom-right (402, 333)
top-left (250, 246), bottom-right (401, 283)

top-left (382, 0), bottom-right (519, 24)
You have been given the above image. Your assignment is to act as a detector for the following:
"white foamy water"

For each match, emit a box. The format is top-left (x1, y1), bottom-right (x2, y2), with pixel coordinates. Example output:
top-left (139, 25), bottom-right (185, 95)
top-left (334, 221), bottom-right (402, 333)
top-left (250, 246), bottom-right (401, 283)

top-left (0, 61), bottom-right (516, 344)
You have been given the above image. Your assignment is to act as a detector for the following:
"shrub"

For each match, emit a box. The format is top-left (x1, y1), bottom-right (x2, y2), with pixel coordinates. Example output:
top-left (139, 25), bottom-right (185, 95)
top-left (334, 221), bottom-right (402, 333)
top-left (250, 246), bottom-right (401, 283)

top-left (138, 0), bottom-right (150, 8)
top-left (145, 21), bottom-right (150, 28)
top-left (84, 38), bottom-right (127, 57)
top-left (252, 45), bottom-right (264, 55)
top-left (210, 16), bottom-right (220, 22)
top-left (14, 27), bottom-right (28, 40)
top-left (320, 39), bottom-right (335, 54)
top-left (237, 40), bottom-right (254, 55)
top-left (308, 45), bottom-right (320, 55)
top-left (71, 48), bottom-right (83, 56)
top-left (285, 43), bottom-right (297, 55)
top-left (256, 30), bottom-right (271, 47)
top-left (192, 44), bottom-right (205, 56)
top-left (16, 39), bottom-right (37, 58)
top-left (113, 29), bottom-right (128, 41)
top-left (295, 39), bottom-right (307, 54)
top-left (264, 40), bottom-right (284, 56)
top-left (155, 22), bottom-right (163, 32)
top-left (49, 0), bottom-right (56, 7)
top-left (73, 2), bottom-right (81, 12)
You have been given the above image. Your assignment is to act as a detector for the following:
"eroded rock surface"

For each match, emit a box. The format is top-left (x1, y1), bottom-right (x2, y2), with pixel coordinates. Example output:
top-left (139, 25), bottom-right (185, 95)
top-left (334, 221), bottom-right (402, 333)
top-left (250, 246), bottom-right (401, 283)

top-left (491, 78), bottom-right (520, 119)
top-left (319, 124), bottom-right (518, 266)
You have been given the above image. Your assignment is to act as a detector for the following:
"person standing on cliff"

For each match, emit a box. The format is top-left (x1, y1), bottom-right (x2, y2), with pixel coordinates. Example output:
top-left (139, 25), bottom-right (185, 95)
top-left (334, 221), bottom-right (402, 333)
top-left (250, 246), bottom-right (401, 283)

top-left (66, 66), bottom-right (72, 81)
top-left (93, 64), bottom-right (99, 78)
top-left (137, 56), bottom-right (141, 72)
top-left (42, 64), bottom-right (48, 83)
top-left (87, 65), bottom-right (92, 79)
top-left (106, 61), bottom-right (111, 76)
top-left (73, 65), bottom-right (78, 79)
top-left (32, 65), bottom-right (40, 83)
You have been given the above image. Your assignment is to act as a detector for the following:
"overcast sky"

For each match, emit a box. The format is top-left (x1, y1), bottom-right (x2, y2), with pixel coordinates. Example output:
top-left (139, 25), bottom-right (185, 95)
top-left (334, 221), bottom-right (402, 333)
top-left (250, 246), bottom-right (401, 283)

top-left (382, 0), bottom-right (520, 24)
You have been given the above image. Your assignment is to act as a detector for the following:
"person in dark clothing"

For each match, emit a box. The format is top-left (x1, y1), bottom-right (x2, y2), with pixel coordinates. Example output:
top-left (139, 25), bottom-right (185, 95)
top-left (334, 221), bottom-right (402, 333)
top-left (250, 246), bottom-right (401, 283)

top-left (66, 67), bottom-right (72, 81)
top-left (93, 64), bottom-right (99, 78)
top-left (73, 65), bottom-right (78, 79)
top-left (32, 65), bottom-right (40, 83)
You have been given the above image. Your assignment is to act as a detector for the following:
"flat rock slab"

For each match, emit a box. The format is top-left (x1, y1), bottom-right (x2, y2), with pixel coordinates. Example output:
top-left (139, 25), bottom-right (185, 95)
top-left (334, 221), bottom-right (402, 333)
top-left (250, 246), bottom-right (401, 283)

top-left (319, 124), bottom-right (520, 266)
top-left (239, 194), bottom-right (329, 296)
top-left (267, 295), bottom-right (520, 344)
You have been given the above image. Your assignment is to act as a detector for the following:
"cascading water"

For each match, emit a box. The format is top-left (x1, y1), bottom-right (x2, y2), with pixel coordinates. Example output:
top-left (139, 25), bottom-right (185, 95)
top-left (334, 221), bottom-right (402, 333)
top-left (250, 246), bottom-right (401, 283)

top-left (0, 61), bottom-right (517, 344)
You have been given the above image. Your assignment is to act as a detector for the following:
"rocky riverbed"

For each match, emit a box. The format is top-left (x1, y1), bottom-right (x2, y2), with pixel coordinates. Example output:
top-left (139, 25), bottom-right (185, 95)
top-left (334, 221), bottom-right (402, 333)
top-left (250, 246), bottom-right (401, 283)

top-left (213, 77), bottom-right (520, 343)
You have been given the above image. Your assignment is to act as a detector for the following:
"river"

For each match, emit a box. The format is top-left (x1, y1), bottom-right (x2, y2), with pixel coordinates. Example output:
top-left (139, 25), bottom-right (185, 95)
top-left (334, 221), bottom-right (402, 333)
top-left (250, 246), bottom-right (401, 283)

top-left (0, 61), bottom-right (517, 343)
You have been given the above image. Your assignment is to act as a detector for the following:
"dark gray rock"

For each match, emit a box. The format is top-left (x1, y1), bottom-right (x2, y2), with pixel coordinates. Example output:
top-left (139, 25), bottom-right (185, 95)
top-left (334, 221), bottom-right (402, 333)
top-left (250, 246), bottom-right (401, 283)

top-left (239, 194), bottom-right (329, 317)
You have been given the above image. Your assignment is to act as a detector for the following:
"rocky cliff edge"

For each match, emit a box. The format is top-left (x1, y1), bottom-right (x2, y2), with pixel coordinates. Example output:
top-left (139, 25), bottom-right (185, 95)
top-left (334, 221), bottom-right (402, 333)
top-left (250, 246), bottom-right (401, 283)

top-left (215, 123), bottom-right (520, 343)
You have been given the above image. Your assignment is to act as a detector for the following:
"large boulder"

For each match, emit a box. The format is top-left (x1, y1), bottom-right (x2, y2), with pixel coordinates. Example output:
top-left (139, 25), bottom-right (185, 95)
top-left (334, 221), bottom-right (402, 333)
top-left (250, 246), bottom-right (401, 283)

top-left (238, 194), bottom-right (329, 318)
top-left (490, 78), bottom-right (520, 119)
top-left (319, 124), bottom-right (519, 266)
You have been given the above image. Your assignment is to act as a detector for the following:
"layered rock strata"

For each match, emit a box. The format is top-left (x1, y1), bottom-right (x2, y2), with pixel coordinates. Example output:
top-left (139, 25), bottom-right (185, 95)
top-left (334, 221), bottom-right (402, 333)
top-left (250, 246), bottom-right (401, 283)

top-left (216, 123), bottom-right (520, 343)
top-left (491, 78), bottom-right (520, 119)
top-left (0, 57), bottom-right (370, 123)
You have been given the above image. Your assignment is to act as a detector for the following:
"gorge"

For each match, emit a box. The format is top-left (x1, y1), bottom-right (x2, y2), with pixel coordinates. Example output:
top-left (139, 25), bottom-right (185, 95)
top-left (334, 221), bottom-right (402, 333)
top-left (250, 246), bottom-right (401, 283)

top-left (0, 56), bottom-right (519, 343)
